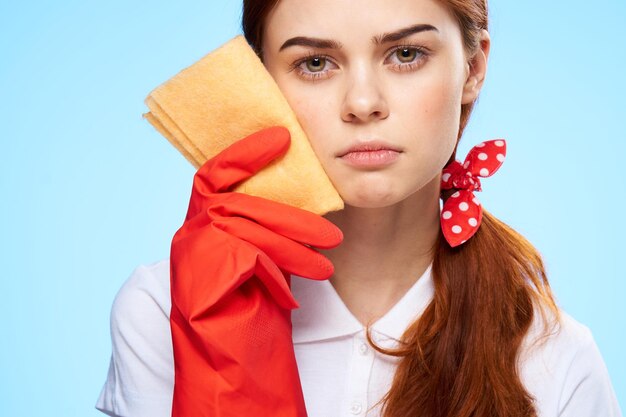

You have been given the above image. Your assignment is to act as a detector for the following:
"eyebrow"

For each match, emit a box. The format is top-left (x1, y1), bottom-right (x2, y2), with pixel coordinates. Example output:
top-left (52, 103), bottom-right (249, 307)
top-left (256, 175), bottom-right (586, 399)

top-left (278, 23), bottom-right (439, 52)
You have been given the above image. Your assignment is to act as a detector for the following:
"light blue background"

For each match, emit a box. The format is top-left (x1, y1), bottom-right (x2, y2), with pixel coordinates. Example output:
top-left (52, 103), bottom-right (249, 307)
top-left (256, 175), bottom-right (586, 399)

top-left (1, 1), bottom-right (624, 415)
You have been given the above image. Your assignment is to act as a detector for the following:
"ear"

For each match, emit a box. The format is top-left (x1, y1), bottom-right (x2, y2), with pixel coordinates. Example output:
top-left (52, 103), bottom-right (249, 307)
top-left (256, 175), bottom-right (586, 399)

top-left (461, 29), bottom-right (491, 105)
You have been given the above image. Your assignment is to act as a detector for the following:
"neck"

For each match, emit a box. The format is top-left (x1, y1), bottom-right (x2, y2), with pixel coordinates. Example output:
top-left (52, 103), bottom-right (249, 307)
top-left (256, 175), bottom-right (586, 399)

top-left (320, 176), bottom-right (441, 324)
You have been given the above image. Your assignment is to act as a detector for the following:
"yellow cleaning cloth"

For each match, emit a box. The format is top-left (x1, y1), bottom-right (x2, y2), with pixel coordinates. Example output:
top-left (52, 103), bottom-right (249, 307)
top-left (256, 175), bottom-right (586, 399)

top-left (143, 35), bottom-right (343, 216)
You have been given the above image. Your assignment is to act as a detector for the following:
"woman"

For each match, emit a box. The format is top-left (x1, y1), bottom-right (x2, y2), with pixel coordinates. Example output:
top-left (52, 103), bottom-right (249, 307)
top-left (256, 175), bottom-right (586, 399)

top-left (96, 0), bottom-right (622, 416)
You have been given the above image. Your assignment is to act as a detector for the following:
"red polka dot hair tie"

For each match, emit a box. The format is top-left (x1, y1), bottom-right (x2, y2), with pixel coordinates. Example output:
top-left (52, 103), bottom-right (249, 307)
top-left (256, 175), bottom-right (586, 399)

top-left (440, 139), bottom-right (507, 247)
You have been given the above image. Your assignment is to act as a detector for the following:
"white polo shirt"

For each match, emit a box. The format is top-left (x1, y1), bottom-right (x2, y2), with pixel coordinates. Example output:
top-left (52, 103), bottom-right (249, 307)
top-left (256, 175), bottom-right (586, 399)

top-left (95, 258), bottom-right (622, 417)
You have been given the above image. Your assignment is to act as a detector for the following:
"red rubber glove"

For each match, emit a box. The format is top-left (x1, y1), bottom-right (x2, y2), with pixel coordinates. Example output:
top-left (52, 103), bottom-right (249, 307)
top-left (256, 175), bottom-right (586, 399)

top-left (169, 126), bottom-right (343, 417)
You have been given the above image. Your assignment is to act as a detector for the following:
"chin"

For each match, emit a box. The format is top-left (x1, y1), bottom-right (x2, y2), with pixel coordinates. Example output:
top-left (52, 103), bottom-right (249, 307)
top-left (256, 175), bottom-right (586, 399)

top-left (339, 187), bottom-right (405, 209)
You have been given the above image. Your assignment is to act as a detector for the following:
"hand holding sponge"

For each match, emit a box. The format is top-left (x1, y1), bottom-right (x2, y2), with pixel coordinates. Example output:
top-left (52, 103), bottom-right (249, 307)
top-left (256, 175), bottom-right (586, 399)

top-left (143, 35), bottom-right (345, 416)
top-left (169, 128), bottom-right (342, 416)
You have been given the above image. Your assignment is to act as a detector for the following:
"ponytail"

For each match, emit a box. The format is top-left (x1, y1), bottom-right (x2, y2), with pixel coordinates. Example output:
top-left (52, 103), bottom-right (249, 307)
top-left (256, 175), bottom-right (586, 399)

top-left (368, 209), bottom-right (560, 417)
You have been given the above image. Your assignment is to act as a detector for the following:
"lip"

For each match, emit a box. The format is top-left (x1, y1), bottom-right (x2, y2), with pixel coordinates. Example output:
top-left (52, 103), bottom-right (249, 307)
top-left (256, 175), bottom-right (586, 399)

top-left (337, 140), bottom-right (403, 167)
top-left (337, 140), bottom-right (403, 157)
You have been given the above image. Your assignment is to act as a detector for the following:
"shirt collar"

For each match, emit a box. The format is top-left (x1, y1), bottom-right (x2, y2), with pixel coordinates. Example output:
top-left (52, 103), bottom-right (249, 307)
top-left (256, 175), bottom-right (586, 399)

top-left (291, 263), bottom-right (434, 344)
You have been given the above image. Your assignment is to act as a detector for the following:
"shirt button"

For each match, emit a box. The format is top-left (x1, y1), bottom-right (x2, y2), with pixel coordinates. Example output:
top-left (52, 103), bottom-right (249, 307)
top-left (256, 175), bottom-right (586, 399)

top-left (358, 342), bottom-right (369, 355)
top-left (350, 401), bottom-right (363, 414)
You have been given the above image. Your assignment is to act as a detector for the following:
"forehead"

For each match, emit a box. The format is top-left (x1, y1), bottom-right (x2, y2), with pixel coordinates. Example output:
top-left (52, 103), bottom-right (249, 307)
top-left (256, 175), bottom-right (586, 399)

top-left (263, 0), bottom-right (460, 51)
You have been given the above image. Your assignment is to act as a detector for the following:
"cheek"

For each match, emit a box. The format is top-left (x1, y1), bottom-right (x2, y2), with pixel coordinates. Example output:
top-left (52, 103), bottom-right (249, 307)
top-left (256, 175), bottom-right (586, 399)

top-left (278, 85), bottom-right (335, 158)
top-left (403, 64), bottom-right (464, 166)
top-left (264, 63), bottom-right (328, 134)
top-left (400, 67), bottom-right (463, 143)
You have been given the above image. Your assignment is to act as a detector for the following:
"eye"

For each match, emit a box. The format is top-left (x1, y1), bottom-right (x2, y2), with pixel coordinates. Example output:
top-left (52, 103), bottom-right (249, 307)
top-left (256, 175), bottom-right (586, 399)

top-left (305, 56), bottom-right (327, 72)
top-left (290, 44), bottom-right (429, 81)
top-left (386, 45), bottom-right (429, 71)
top-left (291, 53), bottom-right (337, 81)
top-left (395, 47), bottom-right (419, 63)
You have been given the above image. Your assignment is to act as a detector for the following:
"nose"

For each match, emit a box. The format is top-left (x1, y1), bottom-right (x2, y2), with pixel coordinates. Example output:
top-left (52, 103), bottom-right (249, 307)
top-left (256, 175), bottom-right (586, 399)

top-left (340, 65), bottom-right (389, 123)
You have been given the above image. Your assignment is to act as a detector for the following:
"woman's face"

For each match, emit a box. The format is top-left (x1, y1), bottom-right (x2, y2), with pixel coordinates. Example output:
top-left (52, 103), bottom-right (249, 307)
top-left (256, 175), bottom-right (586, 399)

top-left (262, 0), bottom-right (486, 208)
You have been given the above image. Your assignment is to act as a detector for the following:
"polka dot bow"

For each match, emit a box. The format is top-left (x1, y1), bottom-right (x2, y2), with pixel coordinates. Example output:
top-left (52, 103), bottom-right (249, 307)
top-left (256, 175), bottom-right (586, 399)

top-left (440, 139), bottom-right (507, 247)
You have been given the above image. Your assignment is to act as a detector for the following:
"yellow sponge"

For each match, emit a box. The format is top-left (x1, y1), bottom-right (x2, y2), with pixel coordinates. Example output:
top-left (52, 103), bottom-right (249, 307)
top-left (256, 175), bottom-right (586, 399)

top-left (143, 35), bottom-right (343, 215)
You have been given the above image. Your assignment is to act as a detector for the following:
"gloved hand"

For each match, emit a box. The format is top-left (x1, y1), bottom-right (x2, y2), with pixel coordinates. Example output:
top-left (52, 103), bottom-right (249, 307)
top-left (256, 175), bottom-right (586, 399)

top-left (169, 126), bottom-right (343, 417)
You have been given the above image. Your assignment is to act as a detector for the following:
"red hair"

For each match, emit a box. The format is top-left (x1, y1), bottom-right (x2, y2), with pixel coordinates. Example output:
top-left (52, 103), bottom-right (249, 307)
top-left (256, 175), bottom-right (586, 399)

top-left (242, 1), bottom-right (560, 415)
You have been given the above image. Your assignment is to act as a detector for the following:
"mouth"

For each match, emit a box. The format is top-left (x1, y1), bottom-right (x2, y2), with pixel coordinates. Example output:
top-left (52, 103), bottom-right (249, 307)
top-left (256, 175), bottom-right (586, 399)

top-left (337, 140), bottom-right (403, 157)
top-left (337, 140), bottom-right (403, 167)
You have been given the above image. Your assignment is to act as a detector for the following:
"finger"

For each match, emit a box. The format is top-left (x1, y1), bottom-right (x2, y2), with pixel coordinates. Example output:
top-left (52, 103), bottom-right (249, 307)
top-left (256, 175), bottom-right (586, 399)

top-left (194, 126), bottom-right (290, 194)
top-left (172, 206), bottom-right (212, 244)
top-left (170, 227), bottom-right (256, 318)
top-left (171, 226), bottom-right (298, 314)
top-left (213, 217), bottom-right (335, 281)
top-left (254, 252), bottom-right (300, 310)
top-left (209, 193), bottom-right (343, 250)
